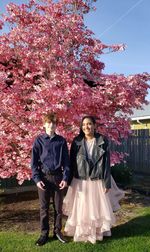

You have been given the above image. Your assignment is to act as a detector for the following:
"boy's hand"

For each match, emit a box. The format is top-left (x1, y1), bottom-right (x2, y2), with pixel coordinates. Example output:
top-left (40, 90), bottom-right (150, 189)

top-left (59, 180), bottom-right (67, 190)
top-left (36, 181), bottom-right (46, 190)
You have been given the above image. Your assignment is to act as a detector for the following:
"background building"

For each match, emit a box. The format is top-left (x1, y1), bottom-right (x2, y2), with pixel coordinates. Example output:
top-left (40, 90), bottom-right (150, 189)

top-left (131, 104), bottom-right (150, 129)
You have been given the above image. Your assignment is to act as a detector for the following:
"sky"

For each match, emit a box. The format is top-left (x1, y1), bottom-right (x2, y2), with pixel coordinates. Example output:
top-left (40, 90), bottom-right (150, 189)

top-left (0, 0), bottom-right (150, 99)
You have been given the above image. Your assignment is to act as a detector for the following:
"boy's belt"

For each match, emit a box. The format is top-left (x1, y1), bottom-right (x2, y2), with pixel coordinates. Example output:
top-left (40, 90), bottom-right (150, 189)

top-left (41, 168), bottom-right (61, 176)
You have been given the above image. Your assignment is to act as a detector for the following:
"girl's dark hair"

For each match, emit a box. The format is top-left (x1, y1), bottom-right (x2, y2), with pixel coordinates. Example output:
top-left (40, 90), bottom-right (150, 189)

top-left (79, 115), bottom-right (96, 137)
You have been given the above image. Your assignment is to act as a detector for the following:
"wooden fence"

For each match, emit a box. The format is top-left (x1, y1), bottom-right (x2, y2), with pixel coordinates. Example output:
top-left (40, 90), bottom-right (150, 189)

top-left (111, 129), bottom-right (150, 176)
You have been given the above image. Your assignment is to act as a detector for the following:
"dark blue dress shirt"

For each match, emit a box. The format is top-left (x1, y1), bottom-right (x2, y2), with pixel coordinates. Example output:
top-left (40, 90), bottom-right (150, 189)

top-left (31, 133), bottom-right (70, 184)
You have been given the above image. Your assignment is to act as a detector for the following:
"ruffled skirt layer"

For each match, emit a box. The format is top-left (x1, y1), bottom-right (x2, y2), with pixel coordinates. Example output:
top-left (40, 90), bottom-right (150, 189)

top-left (108, 176), bottom-right (125, 212)
top-left (63, 178), bottom-right (116, 244)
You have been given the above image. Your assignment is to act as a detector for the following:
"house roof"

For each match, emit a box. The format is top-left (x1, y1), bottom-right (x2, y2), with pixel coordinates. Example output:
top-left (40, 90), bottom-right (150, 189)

top-left (131, 103), bottom-right (150, 120)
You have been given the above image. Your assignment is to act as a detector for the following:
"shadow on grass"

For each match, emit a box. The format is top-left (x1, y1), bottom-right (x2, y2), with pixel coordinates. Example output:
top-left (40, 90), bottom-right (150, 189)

top-left (112, 214), bottom-right (150, 239)
top-left (96, 214), bottom-right (150, 247)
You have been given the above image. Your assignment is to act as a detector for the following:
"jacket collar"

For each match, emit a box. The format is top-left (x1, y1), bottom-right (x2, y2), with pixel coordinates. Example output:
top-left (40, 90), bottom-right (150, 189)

top-left (43, 133), bottom-right (56, 139)
top-left (75, 133), bottom-right (104, 146)
top-left (76, 133), bottom-right (105, 164)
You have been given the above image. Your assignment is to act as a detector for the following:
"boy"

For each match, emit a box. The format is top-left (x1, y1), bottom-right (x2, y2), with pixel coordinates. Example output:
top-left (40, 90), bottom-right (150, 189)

top-left (31, 112), bottom-right (70, 246)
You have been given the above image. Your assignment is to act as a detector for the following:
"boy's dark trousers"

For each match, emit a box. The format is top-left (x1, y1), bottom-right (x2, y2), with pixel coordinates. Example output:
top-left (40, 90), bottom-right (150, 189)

top-left (37, 173), bottom-right (64, 237)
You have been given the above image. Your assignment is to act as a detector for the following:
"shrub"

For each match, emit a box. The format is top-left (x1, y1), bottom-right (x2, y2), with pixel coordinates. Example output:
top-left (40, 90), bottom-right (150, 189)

top-left (111, 163), bottom-right (132, 187)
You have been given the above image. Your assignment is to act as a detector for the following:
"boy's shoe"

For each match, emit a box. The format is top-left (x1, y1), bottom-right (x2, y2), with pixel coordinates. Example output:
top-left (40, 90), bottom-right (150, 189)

top-left (35, 235), bottom-right (49, 246)
top-left (53, 231), bottom-right (67, 243)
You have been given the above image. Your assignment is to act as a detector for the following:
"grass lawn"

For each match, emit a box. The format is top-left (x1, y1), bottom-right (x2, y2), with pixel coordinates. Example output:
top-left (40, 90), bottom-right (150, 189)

top-left (0, 206), bottom-right (150, 252)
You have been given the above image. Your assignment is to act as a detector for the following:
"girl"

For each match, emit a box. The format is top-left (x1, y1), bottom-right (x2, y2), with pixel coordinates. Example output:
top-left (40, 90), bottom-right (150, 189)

top-left (63, 116), bottom-right (116, 244)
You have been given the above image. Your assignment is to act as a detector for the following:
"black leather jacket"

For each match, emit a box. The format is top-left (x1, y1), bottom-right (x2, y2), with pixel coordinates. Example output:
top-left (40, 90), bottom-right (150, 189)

top-left (69, 133), bottom-right (111, 189)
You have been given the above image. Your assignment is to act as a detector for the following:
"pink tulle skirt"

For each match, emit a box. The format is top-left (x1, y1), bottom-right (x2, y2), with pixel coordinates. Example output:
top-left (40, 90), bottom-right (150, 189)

top-left (63, 178), bottom-right (116, 244)
top-left (108, 176), bottom-right (125, 212)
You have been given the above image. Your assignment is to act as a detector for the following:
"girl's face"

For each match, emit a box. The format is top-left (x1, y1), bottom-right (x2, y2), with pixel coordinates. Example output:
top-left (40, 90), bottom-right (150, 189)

top-left (82, 118), bottom-right (95, 138)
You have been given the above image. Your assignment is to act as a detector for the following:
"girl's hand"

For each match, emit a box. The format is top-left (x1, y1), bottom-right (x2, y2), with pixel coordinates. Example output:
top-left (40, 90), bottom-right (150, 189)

top-left (104, 188), bottom-right (110, 193)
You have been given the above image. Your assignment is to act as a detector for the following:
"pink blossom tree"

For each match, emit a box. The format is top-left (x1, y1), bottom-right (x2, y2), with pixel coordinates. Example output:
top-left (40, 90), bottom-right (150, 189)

top-left (0, 0), bottom-right (149, 183)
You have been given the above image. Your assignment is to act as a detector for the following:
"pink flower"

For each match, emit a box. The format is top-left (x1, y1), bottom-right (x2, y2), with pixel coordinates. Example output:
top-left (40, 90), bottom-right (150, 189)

top-left (0, 0), bottom-right (149, 183)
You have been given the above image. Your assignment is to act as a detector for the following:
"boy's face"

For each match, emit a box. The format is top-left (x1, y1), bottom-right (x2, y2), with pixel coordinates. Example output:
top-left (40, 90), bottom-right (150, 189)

top-left (44, 121), bottom-right (57, 136)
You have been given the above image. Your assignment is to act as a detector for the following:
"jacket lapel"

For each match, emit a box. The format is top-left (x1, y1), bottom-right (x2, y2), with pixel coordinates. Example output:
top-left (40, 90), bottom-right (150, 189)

top-left (76, 138), bottom-right (87, 160)
top-left (75, 134), bottom-right (105, 164)
top-left (92, 134), bottom-right (105, 165)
